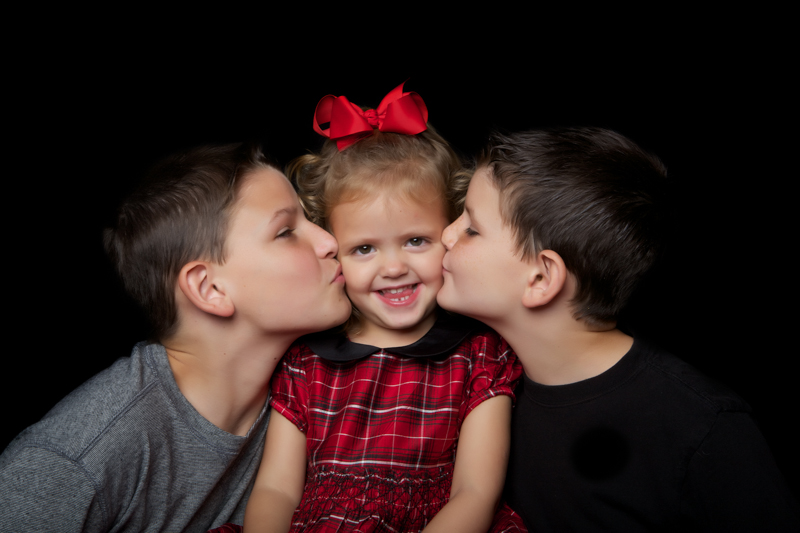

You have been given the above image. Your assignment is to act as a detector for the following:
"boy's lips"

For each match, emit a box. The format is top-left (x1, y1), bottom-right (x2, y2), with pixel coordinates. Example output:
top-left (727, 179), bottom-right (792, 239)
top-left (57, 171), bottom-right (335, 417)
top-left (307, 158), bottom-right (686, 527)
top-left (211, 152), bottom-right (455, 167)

top-left (331, 264), bottom-right (345, 284)
top-left (441, 251), bottom-right (451, 274)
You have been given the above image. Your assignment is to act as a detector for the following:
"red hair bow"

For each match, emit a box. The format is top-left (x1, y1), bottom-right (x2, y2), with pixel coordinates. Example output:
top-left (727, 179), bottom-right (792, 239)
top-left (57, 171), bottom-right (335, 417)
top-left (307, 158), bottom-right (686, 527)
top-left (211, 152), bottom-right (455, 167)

top-left (313, 82), bottom-right (429, 150)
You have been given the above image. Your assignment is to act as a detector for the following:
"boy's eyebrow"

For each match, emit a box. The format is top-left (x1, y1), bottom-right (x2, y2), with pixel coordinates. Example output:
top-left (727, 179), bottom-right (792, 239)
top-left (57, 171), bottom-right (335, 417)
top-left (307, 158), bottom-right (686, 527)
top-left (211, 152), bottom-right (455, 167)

top-left (464, 205), bottom-right (478, 226)
top-left (270, 206), bottom-right (297, 222)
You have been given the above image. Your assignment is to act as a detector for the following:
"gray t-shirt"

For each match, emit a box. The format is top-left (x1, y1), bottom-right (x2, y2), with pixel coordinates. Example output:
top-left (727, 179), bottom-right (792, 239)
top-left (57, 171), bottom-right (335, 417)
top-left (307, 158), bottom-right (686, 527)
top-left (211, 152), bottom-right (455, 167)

top-left (0, 342), bottom-right (269, 532)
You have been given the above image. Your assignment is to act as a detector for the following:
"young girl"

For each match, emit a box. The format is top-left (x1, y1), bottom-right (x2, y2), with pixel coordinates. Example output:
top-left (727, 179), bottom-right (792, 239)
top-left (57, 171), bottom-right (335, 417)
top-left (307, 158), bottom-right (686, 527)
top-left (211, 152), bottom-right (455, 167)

top-left (243, 83), bottom-right (525, 532)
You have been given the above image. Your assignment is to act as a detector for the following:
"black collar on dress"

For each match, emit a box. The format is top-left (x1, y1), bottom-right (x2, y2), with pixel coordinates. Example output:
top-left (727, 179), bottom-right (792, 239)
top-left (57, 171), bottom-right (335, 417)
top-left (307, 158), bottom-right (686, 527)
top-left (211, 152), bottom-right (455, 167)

top-left (301, 310), bottom-right (481, 362)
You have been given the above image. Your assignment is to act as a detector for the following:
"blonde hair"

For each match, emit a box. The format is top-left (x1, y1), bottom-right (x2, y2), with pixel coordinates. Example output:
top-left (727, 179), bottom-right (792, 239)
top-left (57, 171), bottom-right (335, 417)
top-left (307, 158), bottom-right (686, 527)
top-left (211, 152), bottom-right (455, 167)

top-left (290, 126), bottom-right (470, 230)
top-left (289, 125), bottom-right (470, 334)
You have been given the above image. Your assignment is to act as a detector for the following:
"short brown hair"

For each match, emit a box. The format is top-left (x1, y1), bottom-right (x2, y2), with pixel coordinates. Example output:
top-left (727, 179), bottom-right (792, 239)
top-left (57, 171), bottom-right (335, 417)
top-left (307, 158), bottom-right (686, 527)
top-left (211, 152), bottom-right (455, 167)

top-left (482, 128), bottom-right (668, 327)
top-left (104, 143), bottom-right (275, 340)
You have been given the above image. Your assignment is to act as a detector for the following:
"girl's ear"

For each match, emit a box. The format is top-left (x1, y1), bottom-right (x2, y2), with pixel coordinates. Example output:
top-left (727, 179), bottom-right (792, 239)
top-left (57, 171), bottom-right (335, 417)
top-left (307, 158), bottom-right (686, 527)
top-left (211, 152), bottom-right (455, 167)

top-left (521, 249), bottom-right (567, 309)
top-left (177, 261), bottom-right (235, 317)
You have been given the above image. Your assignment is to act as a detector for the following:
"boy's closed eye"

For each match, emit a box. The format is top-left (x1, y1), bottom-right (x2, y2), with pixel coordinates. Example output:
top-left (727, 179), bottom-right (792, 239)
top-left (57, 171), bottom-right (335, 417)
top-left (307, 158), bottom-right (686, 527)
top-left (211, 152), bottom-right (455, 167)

top-left (276, 227), bottom-right (295, 239)
top-left (464, 227), bottom-right (479, 236)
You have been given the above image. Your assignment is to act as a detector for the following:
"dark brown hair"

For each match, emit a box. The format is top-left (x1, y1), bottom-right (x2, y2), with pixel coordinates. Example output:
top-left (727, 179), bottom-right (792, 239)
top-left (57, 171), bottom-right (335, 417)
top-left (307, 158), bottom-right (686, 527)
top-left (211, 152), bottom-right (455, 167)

top-left (104, 143), bottom-right (275, 340)
top-left (482, 128), bottom-right (668, 327)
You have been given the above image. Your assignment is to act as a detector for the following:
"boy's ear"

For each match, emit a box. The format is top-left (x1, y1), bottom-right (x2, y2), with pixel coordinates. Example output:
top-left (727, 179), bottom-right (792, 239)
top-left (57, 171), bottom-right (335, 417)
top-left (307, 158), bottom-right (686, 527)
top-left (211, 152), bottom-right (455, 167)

top-left (521, 249), bottom-right (567, 309)
top-left (177, 261), bottom-right (235, 318)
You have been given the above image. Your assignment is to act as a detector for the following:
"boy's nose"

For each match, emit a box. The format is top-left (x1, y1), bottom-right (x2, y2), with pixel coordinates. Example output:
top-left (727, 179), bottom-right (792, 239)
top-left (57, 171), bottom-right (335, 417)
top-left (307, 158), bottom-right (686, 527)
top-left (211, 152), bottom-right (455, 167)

top-left (311, 222), bottom-right (338, 259)
top-left (441, 218), bottom-right (459, 251)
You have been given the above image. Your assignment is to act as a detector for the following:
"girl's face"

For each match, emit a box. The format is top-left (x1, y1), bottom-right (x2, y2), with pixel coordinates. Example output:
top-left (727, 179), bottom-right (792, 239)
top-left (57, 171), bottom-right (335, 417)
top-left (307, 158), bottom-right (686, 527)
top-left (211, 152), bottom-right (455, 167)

top-left (329, 191), bottom-right (449, 347)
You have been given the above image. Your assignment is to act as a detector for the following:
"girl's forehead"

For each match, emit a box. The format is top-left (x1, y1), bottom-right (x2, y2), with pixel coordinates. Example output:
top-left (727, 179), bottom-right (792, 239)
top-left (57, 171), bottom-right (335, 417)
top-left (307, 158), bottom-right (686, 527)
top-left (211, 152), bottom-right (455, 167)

top-left (345, 187), bottom-right (445, 213)
top-left (330, 189), bottom-right (450, 242)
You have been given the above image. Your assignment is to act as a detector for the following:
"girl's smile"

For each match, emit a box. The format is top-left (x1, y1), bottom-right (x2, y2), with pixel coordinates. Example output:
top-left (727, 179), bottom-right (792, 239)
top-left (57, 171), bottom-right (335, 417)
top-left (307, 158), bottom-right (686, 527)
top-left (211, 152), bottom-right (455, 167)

top-left (329, 190), bottom-right (449, 347)
top-left (375, 283), bottom-right (419, 306)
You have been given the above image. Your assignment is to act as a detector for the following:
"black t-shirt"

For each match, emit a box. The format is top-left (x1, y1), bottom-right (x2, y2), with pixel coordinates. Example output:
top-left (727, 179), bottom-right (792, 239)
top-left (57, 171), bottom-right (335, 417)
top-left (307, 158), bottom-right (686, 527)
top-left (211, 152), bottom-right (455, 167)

top-left (504, 337), bottom-right (799, 532)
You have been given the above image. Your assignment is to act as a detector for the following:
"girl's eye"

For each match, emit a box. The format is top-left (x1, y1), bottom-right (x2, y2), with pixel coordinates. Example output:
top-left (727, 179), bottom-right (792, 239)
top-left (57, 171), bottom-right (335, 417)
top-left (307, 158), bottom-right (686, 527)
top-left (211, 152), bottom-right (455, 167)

top-left (407, 237), bottom-right (426, 247)
top-left (354, 245), bottom-right (375, 255)
top-left (277, 228), bottom-right (295, 239)
top-left (464, 227), bottom-right (479, 236)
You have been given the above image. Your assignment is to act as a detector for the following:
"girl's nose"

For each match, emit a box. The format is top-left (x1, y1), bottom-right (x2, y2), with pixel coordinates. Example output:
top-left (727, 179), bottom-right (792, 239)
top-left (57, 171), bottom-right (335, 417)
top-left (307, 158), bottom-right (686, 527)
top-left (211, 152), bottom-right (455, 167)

top-left (380, 253), bottom-right (408, 278)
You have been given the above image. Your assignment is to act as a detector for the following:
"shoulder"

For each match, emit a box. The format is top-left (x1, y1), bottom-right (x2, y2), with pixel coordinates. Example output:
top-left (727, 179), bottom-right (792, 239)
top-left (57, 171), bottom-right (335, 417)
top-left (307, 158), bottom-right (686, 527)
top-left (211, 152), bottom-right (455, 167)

top-left (273, 340), bottom-right (334, 386)
top-left (440, 324), bottom-right (520, 383)
top-left (0, 343), bottom-right (173, 529)
top-left (287, 339), bottom-right (318, 358)
top-left (454, 327), bottom-right (522, 386)
top-left (282, 340), bottom-right (324, 368)
top-left (635, 339), bottom-right (750, 415)
top-left (454, 327), bottom-right (513, 361)
top-left (1, 342), bottom-right (171, 465)
top-left (0, 443), bottom-right (105, 529)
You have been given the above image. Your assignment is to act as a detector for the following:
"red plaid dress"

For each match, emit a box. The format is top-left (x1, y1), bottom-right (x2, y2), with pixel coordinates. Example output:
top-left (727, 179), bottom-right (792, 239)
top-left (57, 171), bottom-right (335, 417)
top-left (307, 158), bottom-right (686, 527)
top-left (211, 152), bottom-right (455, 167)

top-left (270, 315), bottom-right (525, 532)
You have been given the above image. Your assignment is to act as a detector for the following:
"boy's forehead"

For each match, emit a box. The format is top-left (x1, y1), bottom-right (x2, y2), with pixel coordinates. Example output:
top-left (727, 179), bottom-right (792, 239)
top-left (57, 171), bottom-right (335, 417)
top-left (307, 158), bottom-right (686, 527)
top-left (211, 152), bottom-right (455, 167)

top-left (467, 167), bottom-right (502, 211)
top-left (237, 167), bottom-right (293, 202)
top-left (469, 166), bottom-right (497, 190)
top-left (239, 165), bottom-right (286, 189)
top-left (466, 167), bottom-right (523, 245)
top-left (230, 167), bottom-right (299, 225)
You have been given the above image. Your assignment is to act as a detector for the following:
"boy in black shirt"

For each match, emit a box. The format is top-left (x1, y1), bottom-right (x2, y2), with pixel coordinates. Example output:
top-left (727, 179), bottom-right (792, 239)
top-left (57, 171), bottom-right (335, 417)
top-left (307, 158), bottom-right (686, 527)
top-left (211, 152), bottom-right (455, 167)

top-left (437, 128), bottom-right (798, 531)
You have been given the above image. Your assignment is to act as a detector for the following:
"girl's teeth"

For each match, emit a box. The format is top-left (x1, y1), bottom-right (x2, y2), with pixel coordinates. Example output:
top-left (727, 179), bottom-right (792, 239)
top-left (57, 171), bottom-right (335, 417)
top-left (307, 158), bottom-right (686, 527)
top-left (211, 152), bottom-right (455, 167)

top-left (381, 285), bottom-right (414, 295)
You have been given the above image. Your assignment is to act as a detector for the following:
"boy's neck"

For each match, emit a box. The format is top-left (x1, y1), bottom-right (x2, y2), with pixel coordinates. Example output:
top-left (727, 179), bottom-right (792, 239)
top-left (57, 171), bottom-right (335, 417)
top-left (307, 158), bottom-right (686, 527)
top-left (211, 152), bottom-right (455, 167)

top-left (494, 310), bottom-right (633, 386)
top-left (162, 324), bottom-right (292, 437)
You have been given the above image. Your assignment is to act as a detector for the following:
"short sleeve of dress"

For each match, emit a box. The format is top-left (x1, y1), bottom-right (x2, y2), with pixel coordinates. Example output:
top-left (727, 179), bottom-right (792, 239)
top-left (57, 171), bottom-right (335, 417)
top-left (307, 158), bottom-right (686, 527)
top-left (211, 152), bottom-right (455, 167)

top-left (269, 342), bottom-right (311, 434)
top-left (460, 331), bottom-right (523, 421)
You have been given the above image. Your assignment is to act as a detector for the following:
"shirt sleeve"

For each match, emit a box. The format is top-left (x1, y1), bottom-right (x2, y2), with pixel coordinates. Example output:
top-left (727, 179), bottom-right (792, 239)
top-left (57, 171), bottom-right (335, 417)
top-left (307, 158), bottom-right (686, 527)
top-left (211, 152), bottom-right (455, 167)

top-left (461, 332), bottom-right (523, 420)
top-left (489, 501), bottom-right (528, 532)
top-left (0, 445), bottom-right (106, 532)
top-left (269, 343), bottom-right (311, 434)
top-left (680, 410), bottom-right (800, 531)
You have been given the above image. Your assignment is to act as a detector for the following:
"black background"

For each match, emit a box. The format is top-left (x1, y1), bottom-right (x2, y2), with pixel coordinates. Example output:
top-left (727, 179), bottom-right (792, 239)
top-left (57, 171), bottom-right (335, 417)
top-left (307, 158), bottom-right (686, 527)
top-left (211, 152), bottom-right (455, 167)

top-left (5, 23), bottom-right (795, 499)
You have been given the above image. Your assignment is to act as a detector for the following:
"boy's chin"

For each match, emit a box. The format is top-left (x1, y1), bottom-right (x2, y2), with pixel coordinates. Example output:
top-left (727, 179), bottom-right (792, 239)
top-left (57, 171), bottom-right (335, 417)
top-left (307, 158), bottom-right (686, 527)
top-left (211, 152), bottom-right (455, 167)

top-left (332, 301), bottom-right (353, 326)
top-left (313, 300), bottom-right (352, 332)
top-left (437, 288), bottom-right (485, 323)
top-left (435, 288), bottom-right (460, 314)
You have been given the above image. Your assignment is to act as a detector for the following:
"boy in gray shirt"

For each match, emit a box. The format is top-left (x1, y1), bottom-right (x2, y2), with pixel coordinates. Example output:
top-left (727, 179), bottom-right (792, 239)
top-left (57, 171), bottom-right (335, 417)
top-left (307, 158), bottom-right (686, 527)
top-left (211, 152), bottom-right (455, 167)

top-left (0, 143), bottom-right (351, 532)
